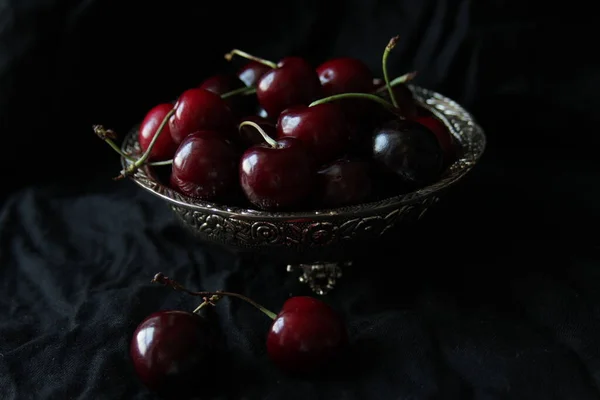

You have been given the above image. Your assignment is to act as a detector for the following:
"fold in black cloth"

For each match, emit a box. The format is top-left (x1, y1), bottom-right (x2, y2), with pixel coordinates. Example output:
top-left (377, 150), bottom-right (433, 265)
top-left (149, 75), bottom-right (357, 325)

top-left (0, 163), bottom-right (599, 399)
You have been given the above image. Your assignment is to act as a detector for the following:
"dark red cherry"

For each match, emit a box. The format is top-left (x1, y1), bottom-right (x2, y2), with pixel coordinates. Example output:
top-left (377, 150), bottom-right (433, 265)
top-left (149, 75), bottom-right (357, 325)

top-left (238, 61), bottom-right (272, 87)
top-left (199, 74), bottom-right (253, 117)
top-left (170, 131), bottom-right (238, 201)
top-left (266, 296), bottom-right (348, 374)
top-left (238, 116), bottom-right (277, 147)
top-left (316, 159), bottom-right (372, 207)
top-left (240, 137), bottom-right (314, 210)
top-left (372, 119), bottom-right (443, 187)
top-left (316, 57), bottom-right (374, 96)
top-left (169, 88), bottom-right (235, 145)
top-left (276, 103), bottom-right (349, 166)
top-left (138, 103), bottom-right (179, 161)
top-left (130, 310), bottom-right (217, 397)
top-left (376, 83), bottom-right (418, 118)
top-left (414, 116), bottom-right (455, 165)
top-left (256, 57), bottom-right (322, 117)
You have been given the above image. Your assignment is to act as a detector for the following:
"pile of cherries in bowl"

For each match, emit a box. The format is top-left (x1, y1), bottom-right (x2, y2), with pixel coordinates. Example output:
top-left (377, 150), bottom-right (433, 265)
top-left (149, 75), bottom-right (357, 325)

top-left (97, 36), bottom-right (457, 212)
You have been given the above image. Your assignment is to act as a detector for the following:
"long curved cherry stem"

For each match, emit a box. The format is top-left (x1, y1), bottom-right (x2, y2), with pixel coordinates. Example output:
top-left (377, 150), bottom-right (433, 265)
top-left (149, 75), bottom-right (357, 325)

top-left (152, 272), bottom-right (277, 320)
top-left (238, 120), bottom-right (278, 148)
top-left (221, 86), bottom-right (257, 99)
top-left (93, 126), bottom-right (174, 167)
top-left (375, 71), bottom-right (418, 93)
top-left (126, 108), bottom-right (175, 173)
top-left (382, 36), bottom-right (400, 107)
top-left (224, 49), bottom-right (277, 69)
top-left (309, 92), bottom-right (399, 117)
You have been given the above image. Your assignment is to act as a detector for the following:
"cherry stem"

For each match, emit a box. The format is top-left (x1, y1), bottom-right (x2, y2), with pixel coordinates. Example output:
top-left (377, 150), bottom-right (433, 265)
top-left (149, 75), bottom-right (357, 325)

top-left (238, 120), bottom-right (278, 148)
top-left (221, 86), bottom-right (256, 99)
top-left (152, 272), bottom-right (277, 320)
top-left (375, 71), bottom-right (418, 93)
top-left (93, 126), bottom-right (173, 167)
top-left (224, 49), bottom-right (277, 69)
top-left (309, 92), bottom-right (396, 112)
top-left (382, 35), bottom-right (400, 108)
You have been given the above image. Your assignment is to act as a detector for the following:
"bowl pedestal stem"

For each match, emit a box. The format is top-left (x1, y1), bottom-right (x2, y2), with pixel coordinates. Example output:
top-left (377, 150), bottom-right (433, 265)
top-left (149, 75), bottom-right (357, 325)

top-left (286, 261), bottom-right (352, 295)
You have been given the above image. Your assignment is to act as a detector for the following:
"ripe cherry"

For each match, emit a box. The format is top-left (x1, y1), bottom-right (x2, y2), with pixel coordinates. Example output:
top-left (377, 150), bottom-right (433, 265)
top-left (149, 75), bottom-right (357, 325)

top-left (414, 116), bottom-right (456, 166)
top-left (138, 103), bottom-right (179, 161)
top-left (225, 49), bottom-right (322, 118)
top-left (237, 61), bottom-right (272, 87)
top-left (316, 57), bottom-right (374, 96)
top-left (276, 103), bottom-right (349, 166)
top-left (372, 119), bottom-right (443, 187)
top-left (130, 310), bottom-right (218, 397)
top-left (316, 159), bottom-right (372, 207)
top-left (267, 296), bottom-right (348, 374)
top-left (239, 121), bottom-right (314, 210)
top-left (170, 131), bottom-right (239, 201)
top-left (199, 74), bottom-right (254, 117)
top-left (168, 88), bottom-right (235, 145)
top-left (238, 116), bottom-right (277, 147)
top-left (257, 57), bottom-right (322, 117)
top-left (151, 273), bottom-right (348, 377)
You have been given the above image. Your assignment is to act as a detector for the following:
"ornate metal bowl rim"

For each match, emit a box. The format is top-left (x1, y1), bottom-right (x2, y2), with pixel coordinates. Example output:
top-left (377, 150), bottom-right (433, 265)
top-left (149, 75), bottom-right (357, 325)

top-left (121, 85), bottom-right (486, 220)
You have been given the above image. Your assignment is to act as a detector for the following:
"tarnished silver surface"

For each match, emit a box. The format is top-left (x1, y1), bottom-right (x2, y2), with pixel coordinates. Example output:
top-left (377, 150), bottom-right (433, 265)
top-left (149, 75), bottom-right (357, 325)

top-left (121, 85), bottom-right (486, 294)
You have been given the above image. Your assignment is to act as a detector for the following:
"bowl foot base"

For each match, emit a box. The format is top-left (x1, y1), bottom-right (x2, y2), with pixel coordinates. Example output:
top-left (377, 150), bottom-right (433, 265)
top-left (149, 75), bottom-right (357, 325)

top-left (286, 261), bottom-right (351, 295)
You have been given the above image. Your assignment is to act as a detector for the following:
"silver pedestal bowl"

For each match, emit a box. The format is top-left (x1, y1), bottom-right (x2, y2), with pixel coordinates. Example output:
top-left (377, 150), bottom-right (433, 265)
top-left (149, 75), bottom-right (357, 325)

top-left (121, 85), bottom-right (486, 295)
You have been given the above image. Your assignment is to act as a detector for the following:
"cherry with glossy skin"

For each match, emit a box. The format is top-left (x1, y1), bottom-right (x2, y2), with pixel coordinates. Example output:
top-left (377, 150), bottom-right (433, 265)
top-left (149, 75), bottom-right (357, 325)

top-left (239, 122), bottom-right (314, 210)
top-left (238, 61), bottom-right (272, 87)
top-left (267, 296), bottom-right (348, 374)
top-left (316, 57), bottom-right (374, 96)
top-left (372, 119), bottom-right (443, 187)
top-left (316, 159), bottom-right (372, 207)
top-left (199, 74), bottom-right (254, 117)
top-left (170, 131), bottom-right (239, 201)
top-left (130, 310), bottom-right (218, 397)
top-left (151, 273), bottom-right (348, 376)
top-left (238, 115), bottom-right (277, 147)
top-left (277, 103), bottom-right (349, 166)
top-left (414, 116), bottom-right (456, 165)
top-left (168, 88), bottom-right (235, 145)
top-left (138, 104), bottom-right (179, 161)
top-left (256, 57), bottom-right (322, 117)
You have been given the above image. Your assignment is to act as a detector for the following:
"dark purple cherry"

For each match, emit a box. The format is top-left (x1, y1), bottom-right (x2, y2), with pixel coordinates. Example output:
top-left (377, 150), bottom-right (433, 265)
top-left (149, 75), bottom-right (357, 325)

top-left (266, 296), bottom-right (348, 374)
top-left (316, 57), bottom-right (374, 96)
top-left (139, 103), bottom-right (179, 161)
top-left (239, 124), bottom-right (314, 210)
top-left (199, 74), bottom-right (254, 117)
top-left (130, 310), bottom-right (217, 397)
top-left (169, 88), bottom-right (235, 145)
top-left (257, 57), bottom-right (322, 117)
top-left (170, 131), bottom-right (238, 201)
top-left (317, 159), bottom-right (372, 207)
top-left (376, 83), bottom-right (418, 118)
top-left (372, 119), bottom-right (443, 186)
top-left (276, 103), bottom-right (349, 166)
top-left (238, 116), bottom-right (276, 147)
top-left (414, 116), bottom-right (456, 166)
top-left (238, 61), bottom-right (272, 87)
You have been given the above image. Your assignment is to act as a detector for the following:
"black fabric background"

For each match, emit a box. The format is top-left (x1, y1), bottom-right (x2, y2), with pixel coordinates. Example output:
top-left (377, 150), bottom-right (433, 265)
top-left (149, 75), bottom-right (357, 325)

top-left (1, 0), bottom-right (600, 399)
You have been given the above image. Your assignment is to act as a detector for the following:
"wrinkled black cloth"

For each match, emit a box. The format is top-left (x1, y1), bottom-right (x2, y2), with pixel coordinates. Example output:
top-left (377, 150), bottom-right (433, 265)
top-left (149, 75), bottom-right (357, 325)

top-left (1, 0), bottom-right (600, 399)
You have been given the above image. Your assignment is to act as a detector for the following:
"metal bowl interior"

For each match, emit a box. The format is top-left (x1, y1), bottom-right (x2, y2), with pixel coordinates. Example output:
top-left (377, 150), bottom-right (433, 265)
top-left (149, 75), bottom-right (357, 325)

top-left (121, 85), bottom-right (486, 221)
